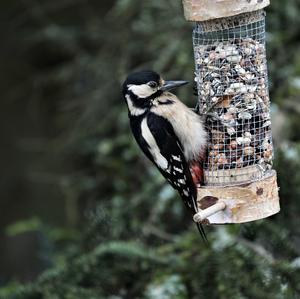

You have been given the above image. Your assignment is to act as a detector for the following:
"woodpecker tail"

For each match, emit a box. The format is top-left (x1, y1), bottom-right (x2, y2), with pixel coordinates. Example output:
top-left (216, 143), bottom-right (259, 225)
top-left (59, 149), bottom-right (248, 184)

top-left (196, 223), bottom-right (208, 243)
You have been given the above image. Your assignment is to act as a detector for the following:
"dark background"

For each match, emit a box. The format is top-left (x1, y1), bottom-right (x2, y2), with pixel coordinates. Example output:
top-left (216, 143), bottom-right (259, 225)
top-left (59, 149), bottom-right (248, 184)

top-left (0, 1), bottom-right (300, 298)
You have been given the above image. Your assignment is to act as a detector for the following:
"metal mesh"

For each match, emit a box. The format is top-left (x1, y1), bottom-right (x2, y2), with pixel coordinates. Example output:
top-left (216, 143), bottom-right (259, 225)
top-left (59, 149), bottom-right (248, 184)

top-left (193, 10), bottom-right (273, 186)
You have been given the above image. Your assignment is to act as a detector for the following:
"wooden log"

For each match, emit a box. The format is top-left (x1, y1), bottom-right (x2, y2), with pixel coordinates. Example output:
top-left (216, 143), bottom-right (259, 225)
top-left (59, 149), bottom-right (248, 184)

top-left (195, 170), bottom-right (280, 224)
top-left (182, 0), bottom-right (270, 21)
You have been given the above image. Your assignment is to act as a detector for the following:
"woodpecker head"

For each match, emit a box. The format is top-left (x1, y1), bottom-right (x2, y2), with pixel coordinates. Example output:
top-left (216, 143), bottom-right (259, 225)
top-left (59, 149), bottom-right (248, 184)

top-left (122, 70), bottom-right (188, 116)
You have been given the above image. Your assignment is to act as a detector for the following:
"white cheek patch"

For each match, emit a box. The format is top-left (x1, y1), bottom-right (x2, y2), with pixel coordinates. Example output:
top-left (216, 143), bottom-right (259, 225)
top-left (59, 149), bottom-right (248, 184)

top-left (141, 117), bottom-right (168, 170)
top-left (128, 84), bottom-right (156, 98)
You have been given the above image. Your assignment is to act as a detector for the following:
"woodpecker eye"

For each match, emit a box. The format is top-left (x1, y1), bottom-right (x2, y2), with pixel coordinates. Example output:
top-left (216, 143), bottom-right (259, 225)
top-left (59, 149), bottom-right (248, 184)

top-left (148, 81), bottom-right (158, 88)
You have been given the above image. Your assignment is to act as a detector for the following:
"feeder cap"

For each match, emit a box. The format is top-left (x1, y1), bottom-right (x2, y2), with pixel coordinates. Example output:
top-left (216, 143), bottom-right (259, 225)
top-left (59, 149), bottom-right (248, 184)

top-left (182, 0), bottom-right (270, 22)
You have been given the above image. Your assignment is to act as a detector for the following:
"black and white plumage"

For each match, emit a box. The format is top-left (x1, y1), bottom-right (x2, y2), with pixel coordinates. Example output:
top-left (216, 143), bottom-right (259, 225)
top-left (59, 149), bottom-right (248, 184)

top-left (122, 70), bottom-right (207, 240)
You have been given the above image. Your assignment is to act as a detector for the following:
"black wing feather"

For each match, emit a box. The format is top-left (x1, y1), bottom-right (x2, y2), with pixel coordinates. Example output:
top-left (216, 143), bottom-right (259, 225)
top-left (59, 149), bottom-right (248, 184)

top-left (146, 114), bottom-right (197, 210)
top-left (130, 113), bottom-right (206, 241)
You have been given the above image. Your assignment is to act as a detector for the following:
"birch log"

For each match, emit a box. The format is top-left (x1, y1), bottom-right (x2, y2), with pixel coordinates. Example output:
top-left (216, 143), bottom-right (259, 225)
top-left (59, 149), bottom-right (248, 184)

top-left (195, 171), bottom-right (280, 224)
top-left (182, 0), bottom-right (270, 21)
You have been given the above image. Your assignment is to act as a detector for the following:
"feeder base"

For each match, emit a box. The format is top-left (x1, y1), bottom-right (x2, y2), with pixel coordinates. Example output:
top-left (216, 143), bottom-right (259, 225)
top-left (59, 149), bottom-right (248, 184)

top-left (195, 170), bottom-right (280, 224)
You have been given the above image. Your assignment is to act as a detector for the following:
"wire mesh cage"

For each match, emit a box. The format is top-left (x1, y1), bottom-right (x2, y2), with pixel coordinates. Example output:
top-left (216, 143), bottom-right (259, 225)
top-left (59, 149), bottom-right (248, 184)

top-left (193, 10), bottom-right (273, 187)
top-left (182, 0), bottom-right (279, 224)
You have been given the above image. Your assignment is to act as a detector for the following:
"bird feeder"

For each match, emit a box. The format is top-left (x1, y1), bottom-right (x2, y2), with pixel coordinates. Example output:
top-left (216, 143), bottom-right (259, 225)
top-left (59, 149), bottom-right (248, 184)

top-left (182, 0), bottom-right (280, 224)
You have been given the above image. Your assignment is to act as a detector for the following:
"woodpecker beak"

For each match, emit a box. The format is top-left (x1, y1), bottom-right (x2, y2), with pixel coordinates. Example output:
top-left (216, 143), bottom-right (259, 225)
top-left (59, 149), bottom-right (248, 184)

top-left (160, 80), bottom-right (189, 92)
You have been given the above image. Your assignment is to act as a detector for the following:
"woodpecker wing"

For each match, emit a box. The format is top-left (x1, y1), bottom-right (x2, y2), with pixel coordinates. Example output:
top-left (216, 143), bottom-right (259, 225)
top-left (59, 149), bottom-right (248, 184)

top-left (148, 114), bottom-right (197, 207)
top-left (130, 112), bottom-right (206, 240)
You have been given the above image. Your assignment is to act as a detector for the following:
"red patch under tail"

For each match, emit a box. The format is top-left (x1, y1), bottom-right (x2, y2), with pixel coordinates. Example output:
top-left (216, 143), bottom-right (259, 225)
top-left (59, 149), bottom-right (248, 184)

top-left (190, 161), bottom-right (204, 186)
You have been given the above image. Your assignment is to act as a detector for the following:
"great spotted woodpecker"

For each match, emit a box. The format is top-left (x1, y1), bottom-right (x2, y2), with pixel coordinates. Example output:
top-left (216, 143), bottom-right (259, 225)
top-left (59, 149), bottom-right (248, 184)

top-left (122, 70), bottom-right (207, 240)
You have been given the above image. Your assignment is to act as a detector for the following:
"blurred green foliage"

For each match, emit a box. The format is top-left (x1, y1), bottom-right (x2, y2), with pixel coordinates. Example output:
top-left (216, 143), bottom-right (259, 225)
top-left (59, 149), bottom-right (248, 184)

top-left (0, 0), bottom-right (300, 298)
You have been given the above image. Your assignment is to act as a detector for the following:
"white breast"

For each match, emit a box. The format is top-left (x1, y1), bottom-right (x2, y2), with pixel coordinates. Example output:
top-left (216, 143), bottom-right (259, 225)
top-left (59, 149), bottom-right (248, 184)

top-left (151, 94), bottom-right (207, 161)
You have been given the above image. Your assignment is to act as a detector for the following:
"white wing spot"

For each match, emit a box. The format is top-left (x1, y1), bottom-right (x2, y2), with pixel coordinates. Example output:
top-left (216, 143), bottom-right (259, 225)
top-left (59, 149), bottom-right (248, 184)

top-left (172, 155), bottom-right (181, 162)
top-left (183, 190), bottom-right (189, 197)
top-left (141, 118), bottom-right (168, 170)
top-left (174, 166), bottom-right (183, 173)
top-left (178, 179), bottom-right (186, 185)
